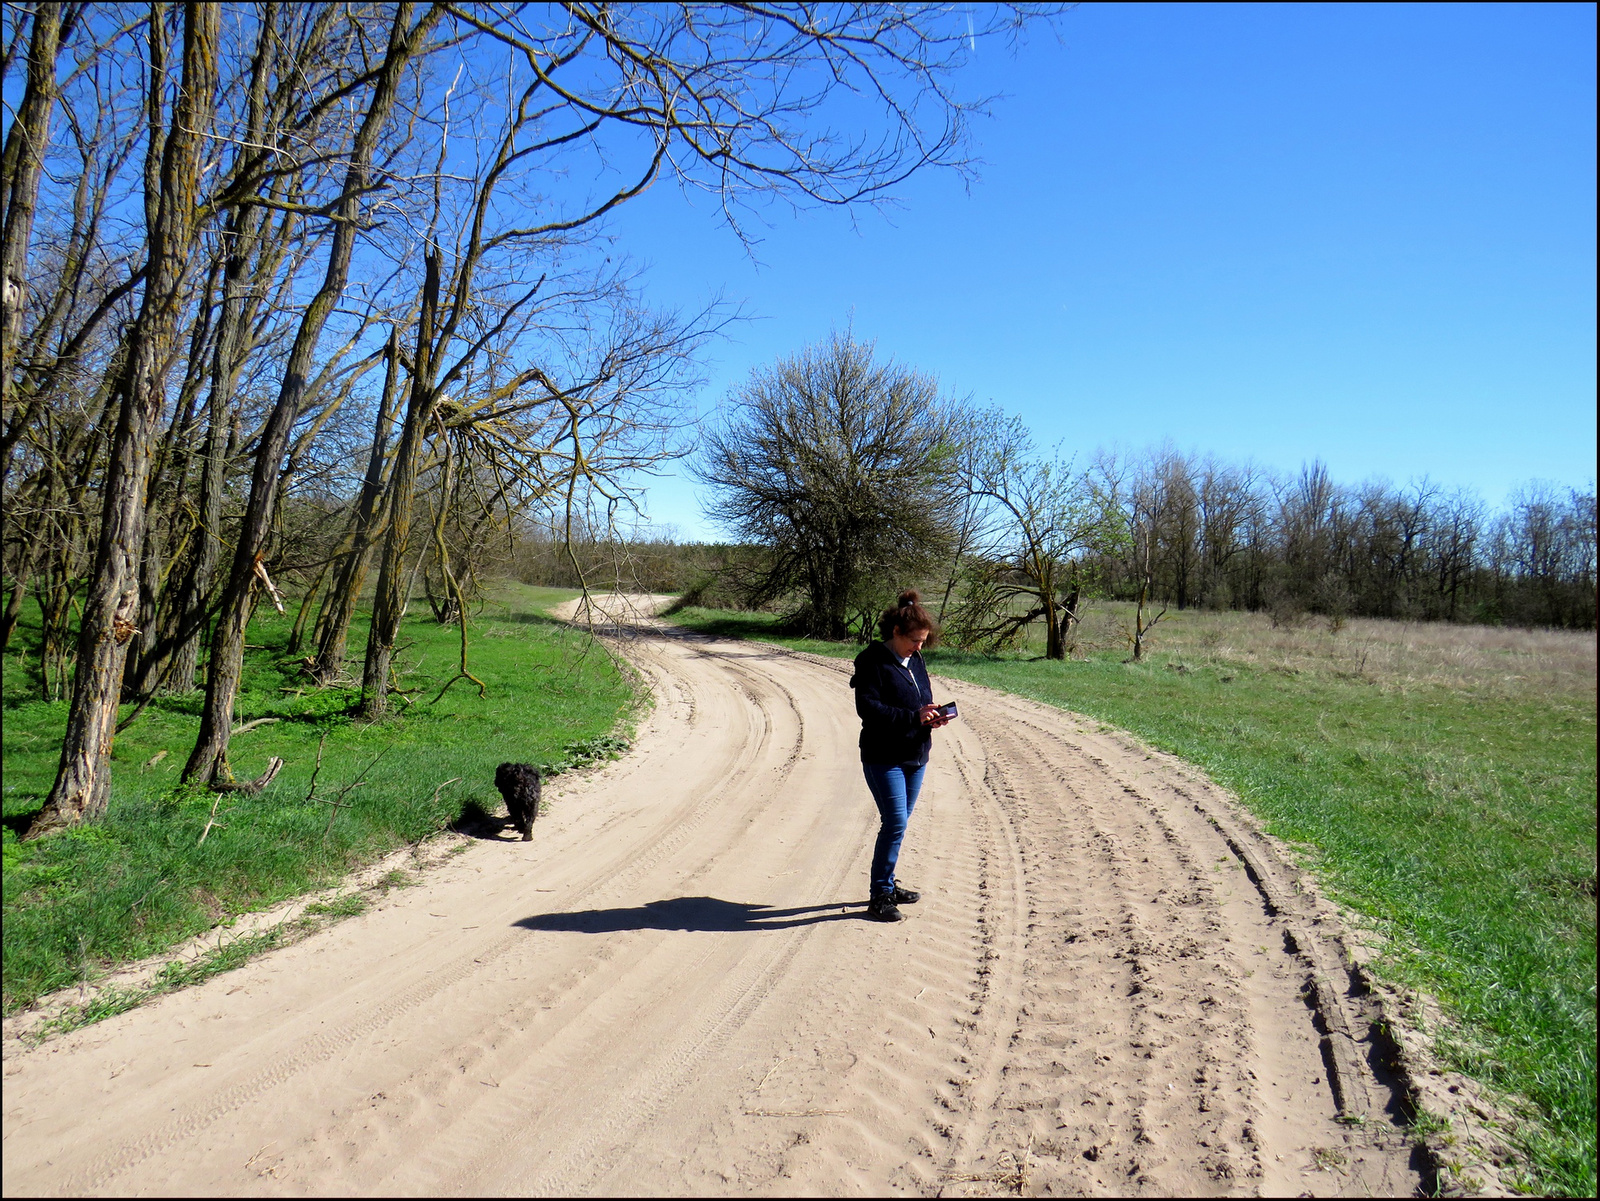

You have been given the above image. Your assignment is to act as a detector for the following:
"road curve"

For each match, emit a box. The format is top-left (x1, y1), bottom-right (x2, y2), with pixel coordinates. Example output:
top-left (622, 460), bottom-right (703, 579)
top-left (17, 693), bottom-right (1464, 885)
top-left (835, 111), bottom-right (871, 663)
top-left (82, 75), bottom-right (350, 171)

top-left (1, 619), bottom-right (1418, 1196)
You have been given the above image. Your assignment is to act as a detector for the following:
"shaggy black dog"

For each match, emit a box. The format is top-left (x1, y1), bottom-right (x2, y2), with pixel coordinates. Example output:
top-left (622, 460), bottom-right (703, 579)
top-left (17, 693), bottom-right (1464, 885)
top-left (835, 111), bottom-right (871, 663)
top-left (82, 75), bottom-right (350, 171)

top-left (494, 763), bottom-right (542, 841)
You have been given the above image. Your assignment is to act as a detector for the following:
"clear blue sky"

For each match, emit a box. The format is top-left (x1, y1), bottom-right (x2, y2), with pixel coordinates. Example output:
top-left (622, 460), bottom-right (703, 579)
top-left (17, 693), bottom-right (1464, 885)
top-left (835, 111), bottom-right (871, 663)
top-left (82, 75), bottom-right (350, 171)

top-left (605, 1), bottom-right (1596, 541)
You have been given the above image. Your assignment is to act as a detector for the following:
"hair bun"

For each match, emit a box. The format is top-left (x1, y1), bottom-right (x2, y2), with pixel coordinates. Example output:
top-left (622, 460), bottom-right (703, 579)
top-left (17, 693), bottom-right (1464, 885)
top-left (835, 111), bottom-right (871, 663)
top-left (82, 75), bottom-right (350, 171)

top-left (879, 588), bottom-right (937, 644)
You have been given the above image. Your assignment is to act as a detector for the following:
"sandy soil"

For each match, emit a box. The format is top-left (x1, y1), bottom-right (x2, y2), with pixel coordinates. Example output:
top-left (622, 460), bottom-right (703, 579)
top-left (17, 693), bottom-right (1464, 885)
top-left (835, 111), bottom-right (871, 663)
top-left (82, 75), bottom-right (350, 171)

top-left (2, 608), bottom-right (1423, 1197)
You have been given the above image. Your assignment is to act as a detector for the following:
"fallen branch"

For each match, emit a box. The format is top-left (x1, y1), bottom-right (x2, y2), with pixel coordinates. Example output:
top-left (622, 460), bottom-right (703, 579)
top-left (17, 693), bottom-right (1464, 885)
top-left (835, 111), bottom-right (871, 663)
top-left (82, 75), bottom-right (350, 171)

top-left (212, 756), bottom-right (286, 796)
top-left (230, 717), bottom-right (281, 737)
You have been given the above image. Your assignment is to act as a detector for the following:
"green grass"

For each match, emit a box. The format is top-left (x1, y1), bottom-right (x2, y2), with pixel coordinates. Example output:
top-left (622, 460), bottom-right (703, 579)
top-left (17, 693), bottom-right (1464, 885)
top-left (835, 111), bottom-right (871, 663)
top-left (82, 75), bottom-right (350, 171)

top-left (665, 603), bottom-right (1597, 1196)
top-left (3, 582), bottom-right (635, 1015)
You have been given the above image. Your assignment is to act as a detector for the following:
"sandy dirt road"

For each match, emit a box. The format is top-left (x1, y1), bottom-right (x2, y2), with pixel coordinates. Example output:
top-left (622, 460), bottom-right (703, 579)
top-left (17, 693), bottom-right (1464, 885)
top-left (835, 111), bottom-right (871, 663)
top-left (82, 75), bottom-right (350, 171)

top-left (2, 611), bottom-right (1420, 1196)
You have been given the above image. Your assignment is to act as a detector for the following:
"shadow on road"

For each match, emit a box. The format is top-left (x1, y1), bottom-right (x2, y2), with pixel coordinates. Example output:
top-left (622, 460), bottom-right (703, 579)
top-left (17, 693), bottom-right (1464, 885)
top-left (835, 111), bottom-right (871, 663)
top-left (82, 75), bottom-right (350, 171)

top-left (450, 798), bottom-right (530, 842)
top-left (514, 896), bottom-right (866, 933)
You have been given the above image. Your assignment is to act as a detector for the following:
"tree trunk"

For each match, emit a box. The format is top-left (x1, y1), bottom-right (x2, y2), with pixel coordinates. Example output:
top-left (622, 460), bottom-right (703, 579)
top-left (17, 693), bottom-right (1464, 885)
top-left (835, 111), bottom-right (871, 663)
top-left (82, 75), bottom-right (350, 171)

top-left (124, 512), bottom-right (168, 698)
top-left (124, 260), bottom-right (220, 699)
top-left (362, 254), bottom-right (442, 718)
top-left (29, 4), bottom-right (219, 838)
top-left (161, 394), bottom-right (228, 693)
top-left (1043, 601), bottom-right (1063, 660)
top-left (311, 329), bottom-right (401, 682)
top-left (1132, 577), bottom-right (1149, 662)
top-left (185, 3), bottom-right (434, 783)
top-left (285, 560), bottom-right (329, 655)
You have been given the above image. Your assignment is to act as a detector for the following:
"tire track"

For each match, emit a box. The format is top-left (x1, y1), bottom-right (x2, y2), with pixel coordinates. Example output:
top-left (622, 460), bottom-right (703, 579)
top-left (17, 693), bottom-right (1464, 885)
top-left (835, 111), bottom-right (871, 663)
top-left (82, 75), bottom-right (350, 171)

top-left (57, 629), bottom-right (807, 1194)
top-left (939, 679), bottom-right (1415, 1196)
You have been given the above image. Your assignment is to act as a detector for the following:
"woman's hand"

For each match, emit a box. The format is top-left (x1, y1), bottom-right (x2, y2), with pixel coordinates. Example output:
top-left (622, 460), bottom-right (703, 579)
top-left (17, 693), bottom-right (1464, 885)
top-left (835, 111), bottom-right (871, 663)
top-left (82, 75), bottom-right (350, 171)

top-left (918, 704), bottom-right (949, 728)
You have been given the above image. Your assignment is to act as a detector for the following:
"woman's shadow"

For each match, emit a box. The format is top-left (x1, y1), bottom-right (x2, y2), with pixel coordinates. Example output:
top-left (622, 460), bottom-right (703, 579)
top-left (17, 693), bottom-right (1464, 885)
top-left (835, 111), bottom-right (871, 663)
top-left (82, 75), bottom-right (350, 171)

top-left (514, 896), bottom-right (865, 933)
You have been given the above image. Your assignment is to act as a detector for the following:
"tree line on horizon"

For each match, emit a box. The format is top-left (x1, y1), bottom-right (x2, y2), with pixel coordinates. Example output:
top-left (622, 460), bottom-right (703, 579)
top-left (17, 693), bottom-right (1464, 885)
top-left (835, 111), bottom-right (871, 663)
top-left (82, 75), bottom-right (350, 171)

top-left (518, 459), bottom-right (1598, 636)
top-left (1084, 455), bottom-right (1594, 633)
top-left (518, 331), bottom-right (1597, 643)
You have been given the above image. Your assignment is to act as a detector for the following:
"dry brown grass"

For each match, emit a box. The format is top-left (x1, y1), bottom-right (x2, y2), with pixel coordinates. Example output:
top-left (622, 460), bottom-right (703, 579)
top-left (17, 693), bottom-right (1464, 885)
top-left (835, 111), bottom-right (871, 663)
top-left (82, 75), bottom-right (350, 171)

top-left (1047, 602), bottom-right (1596, 699)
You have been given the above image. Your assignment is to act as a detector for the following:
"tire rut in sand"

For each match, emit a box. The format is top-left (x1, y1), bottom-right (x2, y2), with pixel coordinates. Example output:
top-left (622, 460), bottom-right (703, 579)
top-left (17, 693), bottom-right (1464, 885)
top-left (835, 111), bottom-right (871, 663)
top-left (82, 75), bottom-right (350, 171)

top-left (56, 634), bottom-right (808, 1195)
top-left (294, 637), bottom-right (823, 1194)
top-left (958, 707), bottom-right (1262, 1191)
top-left (940, 684), bottom-right (1416, 1197)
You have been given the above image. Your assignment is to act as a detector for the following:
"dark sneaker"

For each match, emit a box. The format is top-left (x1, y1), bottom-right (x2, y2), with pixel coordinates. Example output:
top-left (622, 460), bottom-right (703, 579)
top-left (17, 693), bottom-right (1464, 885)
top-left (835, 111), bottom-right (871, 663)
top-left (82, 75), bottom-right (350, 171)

top-left (866, 895), bottom-right (905, 922)
top-left (890, 885), bottom-right (920, 905)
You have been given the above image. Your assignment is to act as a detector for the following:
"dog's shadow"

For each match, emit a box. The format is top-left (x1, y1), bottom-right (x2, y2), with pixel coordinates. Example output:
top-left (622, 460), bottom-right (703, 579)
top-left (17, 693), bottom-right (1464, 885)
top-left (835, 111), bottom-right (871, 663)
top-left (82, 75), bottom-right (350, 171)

top-left (514, 896), bottom-right (865, 933)
top-left (450, 799), bottom-right (526, 842)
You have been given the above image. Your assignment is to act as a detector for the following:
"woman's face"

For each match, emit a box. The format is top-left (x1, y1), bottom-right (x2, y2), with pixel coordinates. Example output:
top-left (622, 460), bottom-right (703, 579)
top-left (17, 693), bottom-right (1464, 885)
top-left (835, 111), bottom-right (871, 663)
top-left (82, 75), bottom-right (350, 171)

top-left (888, 627), bottom-right (930, 658)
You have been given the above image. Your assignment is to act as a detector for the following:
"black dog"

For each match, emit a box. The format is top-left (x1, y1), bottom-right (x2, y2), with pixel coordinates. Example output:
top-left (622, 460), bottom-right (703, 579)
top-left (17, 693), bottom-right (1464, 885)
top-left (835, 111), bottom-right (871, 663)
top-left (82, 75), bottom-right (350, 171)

top-left (493, 763), bottom-right (542, 841)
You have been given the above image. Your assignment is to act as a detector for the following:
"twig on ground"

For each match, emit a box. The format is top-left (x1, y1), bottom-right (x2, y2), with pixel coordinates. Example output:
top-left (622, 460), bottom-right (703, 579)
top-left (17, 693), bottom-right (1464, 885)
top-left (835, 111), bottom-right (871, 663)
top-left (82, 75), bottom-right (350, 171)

top-left (318, 788), bottom-right (360, 839)
top-left (943, 1135), bottom-right (1033, 1195)
top-left (197, 791), bottom-right (231, 845)
top-left (231, 717), bottom-right (281, 737)
top-left (429, 671), bottom-right (486, 704)
top-left (754, 1056), bottom-right (797, 1093)
top-left (427, 777), bottom-right (463, 808)
top-left (243, 1143), bottom-right (277, 1171)
top-left (303, 733), bottom-right (328, 804)
top-left (314, 745), bottom-right (391, 838)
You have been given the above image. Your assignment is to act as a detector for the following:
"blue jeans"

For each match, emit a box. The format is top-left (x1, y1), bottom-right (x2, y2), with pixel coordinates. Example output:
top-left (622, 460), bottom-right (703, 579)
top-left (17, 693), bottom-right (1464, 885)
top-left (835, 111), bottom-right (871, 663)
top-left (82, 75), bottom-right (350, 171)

top-left (862, 761), bottom-right (926, 898)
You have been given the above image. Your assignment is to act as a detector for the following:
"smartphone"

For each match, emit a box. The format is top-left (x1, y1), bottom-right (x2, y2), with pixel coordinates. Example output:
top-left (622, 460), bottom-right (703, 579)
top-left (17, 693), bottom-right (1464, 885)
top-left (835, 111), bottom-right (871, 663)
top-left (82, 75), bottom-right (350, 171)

top-left (937, 701), bottom-right (959, 719)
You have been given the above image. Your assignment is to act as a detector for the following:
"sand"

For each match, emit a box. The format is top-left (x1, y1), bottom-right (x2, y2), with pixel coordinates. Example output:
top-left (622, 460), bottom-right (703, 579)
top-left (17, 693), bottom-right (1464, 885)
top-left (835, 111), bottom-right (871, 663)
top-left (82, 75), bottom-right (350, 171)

top-left (1, 606), bottom-right (1420, 1196)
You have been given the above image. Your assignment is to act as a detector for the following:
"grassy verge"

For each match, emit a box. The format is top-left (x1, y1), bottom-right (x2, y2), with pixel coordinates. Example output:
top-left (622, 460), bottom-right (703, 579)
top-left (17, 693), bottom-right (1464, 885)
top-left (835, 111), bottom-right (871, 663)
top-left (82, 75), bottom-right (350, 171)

top-left (3, 582), bottom-right (635, 1015)
top-left (666, 603), bottom-right (1597, 1196)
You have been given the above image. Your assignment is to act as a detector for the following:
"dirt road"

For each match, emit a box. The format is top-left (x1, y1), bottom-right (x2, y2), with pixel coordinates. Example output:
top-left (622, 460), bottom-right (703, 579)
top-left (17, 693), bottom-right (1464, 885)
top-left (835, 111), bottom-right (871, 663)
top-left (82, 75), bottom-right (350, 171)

top-left (2, 615), bottom-right (1419, 1196)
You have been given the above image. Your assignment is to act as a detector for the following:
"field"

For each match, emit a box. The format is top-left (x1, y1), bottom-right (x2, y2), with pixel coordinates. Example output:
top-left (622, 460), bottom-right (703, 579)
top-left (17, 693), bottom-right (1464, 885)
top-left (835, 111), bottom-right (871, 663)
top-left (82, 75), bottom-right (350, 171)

top-left (2, 583), bottom-right (636, 1016)
top-left (666, 601), bottom-right (1598, 1196)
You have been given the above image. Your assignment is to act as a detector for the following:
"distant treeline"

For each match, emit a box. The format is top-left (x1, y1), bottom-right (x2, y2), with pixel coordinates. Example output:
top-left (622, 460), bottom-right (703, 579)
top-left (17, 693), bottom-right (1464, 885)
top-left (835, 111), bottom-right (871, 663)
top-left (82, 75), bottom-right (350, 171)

top-left (509, 528), bottom-right (754, 606)
top-left (515, 456), bottom-right (1596, 632)
top-left (1085, 456), bottom-right (1596, 630)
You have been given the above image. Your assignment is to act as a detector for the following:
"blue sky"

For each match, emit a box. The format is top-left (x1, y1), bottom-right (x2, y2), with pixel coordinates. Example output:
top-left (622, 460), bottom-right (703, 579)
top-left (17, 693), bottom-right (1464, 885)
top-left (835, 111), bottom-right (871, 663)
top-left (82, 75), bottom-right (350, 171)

top-left (606, 2), bottom-right (1596, 541)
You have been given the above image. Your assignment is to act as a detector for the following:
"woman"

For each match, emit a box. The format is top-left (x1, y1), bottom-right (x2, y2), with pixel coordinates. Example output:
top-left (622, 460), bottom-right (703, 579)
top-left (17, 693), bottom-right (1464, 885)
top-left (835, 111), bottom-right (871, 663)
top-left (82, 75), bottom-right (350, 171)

top-left (849, 589), bottom-right (951, 922)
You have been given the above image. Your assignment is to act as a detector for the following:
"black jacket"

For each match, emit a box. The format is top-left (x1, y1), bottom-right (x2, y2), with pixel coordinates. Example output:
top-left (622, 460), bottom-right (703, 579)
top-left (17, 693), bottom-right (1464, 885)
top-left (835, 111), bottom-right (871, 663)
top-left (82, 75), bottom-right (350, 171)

top-left (850, 640), bottom-right (934, 766)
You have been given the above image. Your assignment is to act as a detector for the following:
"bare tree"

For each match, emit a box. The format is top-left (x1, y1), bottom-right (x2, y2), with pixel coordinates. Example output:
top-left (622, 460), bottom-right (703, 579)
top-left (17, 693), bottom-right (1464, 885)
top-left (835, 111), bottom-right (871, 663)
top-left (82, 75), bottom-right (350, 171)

top-left (183, 1), bottom-right (444, 785)
top-left (943, 419), bottom-right (1121, 659)
top-left (29, 1), bottom-right (220, 837)
top-left (696, 330), bottom-right (965, 639)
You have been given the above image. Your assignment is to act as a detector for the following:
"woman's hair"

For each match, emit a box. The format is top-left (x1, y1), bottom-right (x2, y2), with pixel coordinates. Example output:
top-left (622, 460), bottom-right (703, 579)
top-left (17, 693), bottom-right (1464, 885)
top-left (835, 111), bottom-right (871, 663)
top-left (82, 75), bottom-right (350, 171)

top-left (878, 589), bottom-right (938, 645)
